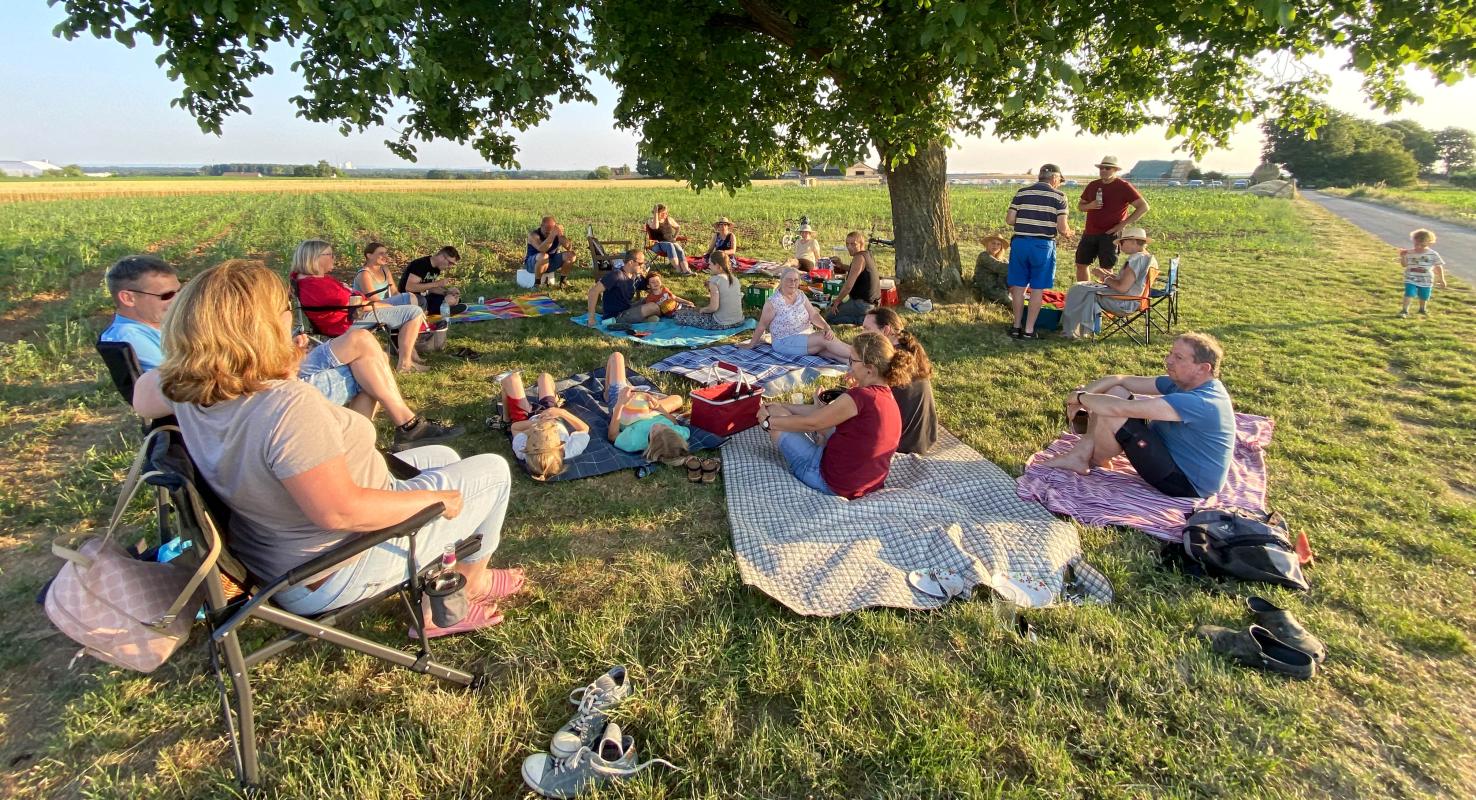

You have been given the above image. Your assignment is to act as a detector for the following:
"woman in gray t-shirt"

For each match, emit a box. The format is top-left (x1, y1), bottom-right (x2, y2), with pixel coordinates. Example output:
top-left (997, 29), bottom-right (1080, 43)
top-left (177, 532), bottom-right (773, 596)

top-left (130, 260), bottom-right (524, 637)
top-left (672, 252), bottom-right (745, 329)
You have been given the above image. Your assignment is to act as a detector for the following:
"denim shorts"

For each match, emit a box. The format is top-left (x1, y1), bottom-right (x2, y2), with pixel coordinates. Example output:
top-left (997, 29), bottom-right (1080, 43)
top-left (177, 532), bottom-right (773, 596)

top-left (605, 381), bottom-right (628, 408)
top-left (298, 342), bottom-right (359, 406)
top-left (772, 333), bottom-right (812, 356)
top-left (777, 431), bottom-right (833, 495)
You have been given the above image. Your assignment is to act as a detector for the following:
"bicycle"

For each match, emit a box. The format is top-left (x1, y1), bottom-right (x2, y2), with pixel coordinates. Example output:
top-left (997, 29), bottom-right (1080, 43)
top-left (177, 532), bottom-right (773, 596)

top-left (779, 215), bottom-right (811, 250)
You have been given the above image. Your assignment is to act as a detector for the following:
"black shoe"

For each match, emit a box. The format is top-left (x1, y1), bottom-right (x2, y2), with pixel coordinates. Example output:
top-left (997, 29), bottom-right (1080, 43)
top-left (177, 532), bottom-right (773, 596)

top-left (392, 416), bottom-right (466, 451)
top-left (1008, 326), bottom-right (1023, 339)
top-left (1018, 329), bottom-right (1042, 340)
top-left (448, 303), bottom-right (468, 316)
top-left (1196, 624), bottom-right (1316, 679)
top-left (1247, 596), bottom-right (1326, 664)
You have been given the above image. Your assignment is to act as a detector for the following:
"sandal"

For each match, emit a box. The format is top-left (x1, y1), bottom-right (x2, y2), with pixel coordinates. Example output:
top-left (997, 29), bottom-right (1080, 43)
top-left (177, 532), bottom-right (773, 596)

top-left (486, 413), bottom-right (508, 432)
top-left (446, 346), bottom-right (482, 361)
top-left (684, 456), bottom-right (704, 483)
top-left (409, 598), bottom-right (503, 640)
top-left (700, 457), bottom-right (722, 483)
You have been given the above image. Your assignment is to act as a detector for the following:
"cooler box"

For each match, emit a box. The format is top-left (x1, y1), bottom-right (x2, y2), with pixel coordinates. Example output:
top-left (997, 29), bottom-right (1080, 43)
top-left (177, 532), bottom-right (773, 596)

top-left (808, 266), bottom-right (833, 280)
top-left (690, 361), bottom-right (763, 436)
top-left (1034, 305), bottom-right (1063, 331)
top-left (743, 282), bottom-right (775, 310)
top-left (879, 278), bottom-right (899, 307)
top-left (823, 278), bottom-right (844, 296)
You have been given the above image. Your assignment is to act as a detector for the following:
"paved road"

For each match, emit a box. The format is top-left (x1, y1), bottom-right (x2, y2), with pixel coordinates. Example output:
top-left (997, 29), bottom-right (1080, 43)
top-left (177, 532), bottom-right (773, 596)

top-left (1303, 190), bottom-right (1474, 285)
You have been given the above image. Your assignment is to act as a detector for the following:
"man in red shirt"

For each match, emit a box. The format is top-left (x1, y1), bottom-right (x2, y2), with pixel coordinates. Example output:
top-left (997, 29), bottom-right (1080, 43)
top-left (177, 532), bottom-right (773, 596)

top-left (1074, 156), bottom-right (1150, 282)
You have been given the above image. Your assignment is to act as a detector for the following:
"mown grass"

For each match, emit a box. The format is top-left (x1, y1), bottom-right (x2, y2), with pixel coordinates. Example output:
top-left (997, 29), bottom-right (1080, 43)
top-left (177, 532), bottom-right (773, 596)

top-left (0, 185), bottom-right (1474, 799)
top-left (1327, 185), bottom-right (1476, 227)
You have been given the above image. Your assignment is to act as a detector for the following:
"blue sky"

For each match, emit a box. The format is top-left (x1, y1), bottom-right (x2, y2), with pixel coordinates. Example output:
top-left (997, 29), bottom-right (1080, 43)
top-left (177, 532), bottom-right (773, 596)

top-left (3, 4), bottom-right (1473, 173)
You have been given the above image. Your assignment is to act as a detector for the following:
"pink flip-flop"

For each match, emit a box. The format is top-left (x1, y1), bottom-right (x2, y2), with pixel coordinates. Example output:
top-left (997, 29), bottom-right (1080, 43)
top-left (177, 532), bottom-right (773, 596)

top-left (409, 599), bottom-right (504, 640)
top-left (474, 567), bottom-right (527, 603)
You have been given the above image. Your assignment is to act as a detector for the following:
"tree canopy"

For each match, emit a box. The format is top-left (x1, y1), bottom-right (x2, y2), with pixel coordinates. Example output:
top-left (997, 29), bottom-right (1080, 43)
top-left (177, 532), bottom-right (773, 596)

top-left (50, 0), bottom-right (1476, 288)
top-left (1262, 105), bottom-right (1419, 187)
top-left (1434, 127), bottom-right (1476, 176)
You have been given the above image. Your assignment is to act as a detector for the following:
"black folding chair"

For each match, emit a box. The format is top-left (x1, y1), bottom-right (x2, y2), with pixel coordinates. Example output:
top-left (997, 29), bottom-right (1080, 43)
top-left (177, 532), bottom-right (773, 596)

top-left (96, 339), bottom-right (178, 431)
top-left (289, 274), bottom-right (417, 361)
top-left (139, 428), bottom-right (484, 796)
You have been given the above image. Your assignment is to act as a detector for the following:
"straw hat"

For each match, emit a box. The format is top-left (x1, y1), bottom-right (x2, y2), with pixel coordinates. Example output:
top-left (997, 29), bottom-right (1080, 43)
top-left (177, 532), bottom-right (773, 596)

top-left (714, 216), bottom-right (733, 227)
top-left (1095, 155), bottom-right (1122, 170)
top-left (1113, 226), bottom-right (1151, 244)
top-left (798, 223), bottom-right (813, 233)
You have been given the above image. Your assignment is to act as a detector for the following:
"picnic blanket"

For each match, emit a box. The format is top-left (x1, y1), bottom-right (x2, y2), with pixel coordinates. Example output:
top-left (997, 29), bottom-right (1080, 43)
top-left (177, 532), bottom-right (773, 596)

top-left (684, 255), bottom-right (758, 271)
top-left (571, 313), bottom-right (757, 348)
top-left (725, 427), bottom-right (1112, 616)
top-left (444, 294), bottom-right (567, 324)
top-left (1016, 413), bottom-right (1274, 541)
top-left (521, 369), bottom-right (726, 481)
top-left (652, 343), bottom-right (845, 397)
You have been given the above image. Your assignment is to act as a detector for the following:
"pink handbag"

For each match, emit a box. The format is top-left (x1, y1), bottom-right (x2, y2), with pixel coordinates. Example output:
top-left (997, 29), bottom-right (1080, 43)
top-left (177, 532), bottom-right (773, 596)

top-left (44, 428), bottom-right (220, 673)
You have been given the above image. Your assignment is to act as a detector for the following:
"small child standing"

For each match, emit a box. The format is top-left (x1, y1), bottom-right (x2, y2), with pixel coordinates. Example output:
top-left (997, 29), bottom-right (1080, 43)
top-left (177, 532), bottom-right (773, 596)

top-left (1400, 228), bottom-right (1448, 317)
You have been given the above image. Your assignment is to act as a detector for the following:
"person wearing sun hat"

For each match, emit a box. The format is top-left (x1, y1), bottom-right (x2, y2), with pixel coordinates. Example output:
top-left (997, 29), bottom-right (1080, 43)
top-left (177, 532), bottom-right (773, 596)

top-left (704, 216), bottom-right (739, 265)
top-left (791, 223), bottom-right (823, 273)
top-left (1075, 155), bottom-right (1150, 282)
top-left (1059, 226), bottom-right (1157, 339)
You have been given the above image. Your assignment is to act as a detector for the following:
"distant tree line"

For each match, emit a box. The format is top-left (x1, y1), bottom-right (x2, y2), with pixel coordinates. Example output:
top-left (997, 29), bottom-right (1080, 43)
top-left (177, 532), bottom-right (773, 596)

top-left (1263, 104), bottom-right (1474, 187)
top-left (200, 161), bottom-right (342, 177)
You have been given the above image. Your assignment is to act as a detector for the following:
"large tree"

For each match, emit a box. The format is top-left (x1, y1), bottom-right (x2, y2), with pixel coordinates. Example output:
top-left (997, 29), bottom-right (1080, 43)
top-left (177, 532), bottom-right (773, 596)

top-left (1264, 106), bottom-right (1419, 187)
top-left (1382, 120), bottom-right (1439, 173)
top-left (50, 0), bottom-right (1476, 290)
top-left (1434, 127), bottom-right (1476, 176)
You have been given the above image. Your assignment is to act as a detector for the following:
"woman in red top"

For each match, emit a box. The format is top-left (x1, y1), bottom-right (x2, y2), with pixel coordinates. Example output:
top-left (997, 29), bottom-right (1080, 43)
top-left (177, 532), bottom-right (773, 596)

top-left (290, 239), bottom-right (427, 373)
top-left (757, 332), bottom-right (913, 498)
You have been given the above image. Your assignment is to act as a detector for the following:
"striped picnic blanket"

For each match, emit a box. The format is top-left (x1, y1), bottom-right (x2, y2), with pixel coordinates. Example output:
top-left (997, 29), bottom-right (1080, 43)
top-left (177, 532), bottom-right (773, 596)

top-left (441, 294), bottom-right (567, 324)
top-left (652, 344), bottom-right (845, 397)
top-left (726, 426), bottom-right (1113, 616)
top-left (1016, 413), bottom-right (1274, 541)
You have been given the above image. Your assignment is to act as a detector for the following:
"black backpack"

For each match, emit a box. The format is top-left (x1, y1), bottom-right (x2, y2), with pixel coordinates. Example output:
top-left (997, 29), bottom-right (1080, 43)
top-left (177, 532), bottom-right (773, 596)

top-left (1165, 508), bottom-right (1309, 591)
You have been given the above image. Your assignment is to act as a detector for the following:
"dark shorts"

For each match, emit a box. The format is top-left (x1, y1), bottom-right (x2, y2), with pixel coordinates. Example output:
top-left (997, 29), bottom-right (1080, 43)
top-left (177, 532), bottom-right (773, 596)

top-left (1114, 418), bottom-right (1198, 498)
top-left (1075, 234), bottom-right (1119, 269)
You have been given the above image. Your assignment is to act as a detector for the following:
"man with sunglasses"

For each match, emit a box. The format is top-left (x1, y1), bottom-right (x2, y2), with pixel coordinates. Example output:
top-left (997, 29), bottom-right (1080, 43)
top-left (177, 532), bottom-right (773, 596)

top-left (100, 254), bottom-right (182, 371)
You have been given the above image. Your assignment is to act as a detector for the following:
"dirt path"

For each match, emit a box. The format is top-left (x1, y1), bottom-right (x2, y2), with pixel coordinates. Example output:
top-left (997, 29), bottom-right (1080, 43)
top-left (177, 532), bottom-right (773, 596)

top-left (1304, 191), bottom-right (1476, 285)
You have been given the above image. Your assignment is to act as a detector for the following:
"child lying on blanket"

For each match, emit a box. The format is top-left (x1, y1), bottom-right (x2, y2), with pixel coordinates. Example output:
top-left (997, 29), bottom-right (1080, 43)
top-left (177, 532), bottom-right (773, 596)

top-left (643, 274), bottom-right (695, 317)
top-left (498, 370), bottom-right (592, 480)
top-left (603, 352), bottom-right (691, 452)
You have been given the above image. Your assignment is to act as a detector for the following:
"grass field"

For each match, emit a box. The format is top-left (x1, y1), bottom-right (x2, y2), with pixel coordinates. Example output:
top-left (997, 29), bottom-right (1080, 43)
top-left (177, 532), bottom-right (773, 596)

top-left (1325, 185), bottom-right (1476, 227)
top-left (1, 183), bottom-right (1474, 799)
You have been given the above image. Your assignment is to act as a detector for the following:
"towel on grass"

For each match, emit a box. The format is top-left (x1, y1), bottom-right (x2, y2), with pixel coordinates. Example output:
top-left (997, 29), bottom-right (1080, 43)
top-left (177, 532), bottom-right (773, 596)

top-left (571, 313), bottom-right (756, 348)
top-left (685, 255), bottom-right (758, 271)
top-left (444, 294), bottom-right (567, 324)
top-left (521, 368), bottom-right (725, 482)
top-left (1016, 413), bottom-right (1274, 541)
top-left (725, 426), bottom-right (1112, 616)
top-left (652, 343), bottom-right (845, 397)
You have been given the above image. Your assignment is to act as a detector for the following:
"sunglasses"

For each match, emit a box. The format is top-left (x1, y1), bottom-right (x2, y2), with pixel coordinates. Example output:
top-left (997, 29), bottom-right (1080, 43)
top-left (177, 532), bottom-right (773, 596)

top-left (128, 287), bottom-right (182, 301)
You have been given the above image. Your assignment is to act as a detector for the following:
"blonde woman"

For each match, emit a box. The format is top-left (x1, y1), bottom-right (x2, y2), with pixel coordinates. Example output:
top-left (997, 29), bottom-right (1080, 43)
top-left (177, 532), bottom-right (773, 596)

top-left (756, 331), bottom-right (913, 498)
top-left (743, 267), bottom-right (851, 360)
top-left (292, 239), bottom-right (426, 372)
top-left (130, 260), bottom-right (522, 637)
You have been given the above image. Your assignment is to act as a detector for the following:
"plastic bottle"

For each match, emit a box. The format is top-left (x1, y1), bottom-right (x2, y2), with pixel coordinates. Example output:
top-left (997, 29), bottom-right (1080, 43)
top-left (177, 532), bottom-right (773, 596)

top-left (439, 301), bottom-right (450, 318)
top-left (434, 544), bottom-right (457, 590)
top-left (477, 295), bottom-right (486, 305)
top-left (1095, 188), bottom-right (1104, 207)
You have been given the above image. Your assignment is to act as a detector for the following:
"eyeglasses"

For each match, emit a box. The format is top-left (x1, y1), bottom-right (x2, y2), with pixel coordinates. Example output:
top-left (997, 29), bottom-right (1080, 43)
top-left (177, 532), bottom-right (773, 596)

top-left (127, 288), bottom-right (182, 301)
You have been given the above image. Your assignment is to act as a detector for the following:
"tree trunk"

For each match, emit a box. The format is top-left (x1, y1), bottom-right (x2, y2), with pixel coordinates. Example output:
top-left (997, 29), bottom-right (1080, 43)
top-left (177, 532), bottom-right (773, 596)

top-left (879, 139), bottom-right (962, 293)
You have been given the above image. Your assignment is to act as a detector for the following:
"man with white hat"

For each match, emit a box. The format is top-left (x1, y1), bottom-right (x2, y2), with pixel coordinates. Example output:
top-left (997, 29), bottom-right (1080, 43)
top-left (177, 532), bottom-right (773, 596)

top-left (1058, 226), bottom-right (1157, 338)
top-left (1075, 155), bottom-right (1150, 282)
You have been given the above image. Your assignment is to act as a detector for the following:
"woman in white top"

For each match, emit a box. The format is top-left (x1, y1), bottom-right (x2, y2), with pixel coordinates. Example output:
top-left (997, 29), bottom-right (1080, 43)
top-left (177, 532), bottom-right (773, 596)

top-left (791, 224), bottom-right (823, 272)
top-left (743, 267), bottom-right (851, 359)
top-left (1060, 227), bottom-right (1157, 339)
top-left (672, 252), bottom-right (746, 329)
top-left (130, 260), bottom-right (524, 638)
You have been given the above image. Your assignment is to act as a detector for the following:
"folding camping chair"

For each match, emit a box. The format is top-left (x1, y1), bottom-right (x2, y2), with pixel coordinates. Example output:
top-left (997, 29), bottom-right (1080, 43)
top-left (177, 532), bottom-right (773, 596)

top-left (586, 232), bottom-right (631, 271)
top-left (135, 427), bottom-right (482, 796)
top-left (1147, 256), bottom-right (1181, 335)
top-left (1095, 263), bottom-right (1160, 345)
top-left (289, 274), bottom-right (437, 361)
top-left (95, 339), bottom-right (177, 431)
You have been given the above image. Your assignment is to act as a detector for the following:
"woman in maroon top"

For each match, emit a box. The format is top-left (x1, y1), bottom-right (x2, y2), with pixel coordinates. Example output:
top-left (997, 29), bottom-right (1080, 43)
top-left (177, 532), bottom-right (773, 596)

top-left (757, 332), bottom-right (914, 498)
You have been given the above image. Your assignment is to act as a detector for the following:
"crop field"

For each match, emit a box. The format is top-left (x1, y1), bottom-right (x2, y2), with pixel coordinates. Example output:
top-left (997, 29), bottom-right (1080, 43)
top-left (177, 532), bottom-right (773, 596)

top-left (1326, 185), bottom-right (1476, 227)
top-left (1, 183), bottom-right (1474, 799)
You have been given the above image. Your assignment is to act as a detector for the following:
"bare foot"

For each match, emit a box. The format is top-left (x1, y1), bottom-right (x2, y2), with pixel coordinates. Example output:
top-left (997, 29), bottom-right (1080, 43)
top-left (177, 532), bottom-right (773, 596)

top-left (398, 362), bottom-right (428, 374)
top-left (1036, 451), bottom-right (1092, 476)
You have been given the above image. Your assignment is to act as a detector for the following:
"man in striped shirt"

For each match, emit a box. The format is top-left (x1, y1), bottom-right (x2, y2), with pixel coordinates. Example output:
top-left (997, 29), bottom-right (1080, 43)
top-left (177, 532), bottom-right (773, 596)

top-left (1005, 164), bottom-right (1074, 339)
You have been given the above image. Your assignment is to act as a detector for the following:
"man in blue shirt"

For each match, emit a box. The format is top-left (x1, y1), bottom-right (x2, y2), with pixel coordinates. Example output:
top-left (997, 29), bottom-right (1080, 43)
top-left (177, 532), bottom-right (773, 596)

top-left (99, 255), bottom-right (181, 371)
top-left (1004, 164), bottom-right (1074, 340)
top-left (1039, 332), bottom-right (1235, 498)
top-left (584, 249), bottom-right (659, 327)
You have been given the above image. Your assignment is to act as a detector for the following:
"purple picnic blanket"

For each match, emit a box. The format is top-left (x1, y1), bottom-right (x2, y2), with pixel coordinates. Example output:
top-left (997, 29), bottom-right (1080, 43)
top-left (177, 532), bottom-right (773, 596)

top-left (1016, 413), bottom-right (1274, 542)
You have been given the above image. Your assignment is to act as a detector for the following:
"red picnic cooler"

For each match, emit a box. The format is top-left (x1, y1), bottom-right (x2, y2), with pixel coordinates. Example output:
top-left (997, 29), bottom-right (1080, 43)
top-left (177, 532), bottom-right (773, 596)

top-left (690, 361), bottom-right (763, 436)
top-left (879, 278), bottom-right (899, 306)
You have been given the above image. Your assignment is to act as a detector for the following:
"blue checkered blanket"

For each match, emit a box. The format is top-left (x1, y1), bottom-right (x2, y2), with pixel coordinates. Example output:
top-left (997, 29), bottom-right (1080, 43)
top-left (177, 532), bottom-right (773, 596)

top-left (518, 369), bottom-right (725, 482)
top-left (651, 344), bottom-right (846, 396)
top-left (571, 314), bottom-right (756, 348)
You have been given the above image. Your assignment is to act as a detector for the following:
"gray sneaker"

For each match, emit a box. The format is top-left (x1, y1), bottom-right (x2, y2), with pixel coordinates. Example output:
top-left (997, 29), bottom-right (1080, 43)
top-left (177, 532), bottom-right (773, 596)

top-left (551, 665), bottom-right (630, 758)
top-left (522, 722), bottom-right (679, 798)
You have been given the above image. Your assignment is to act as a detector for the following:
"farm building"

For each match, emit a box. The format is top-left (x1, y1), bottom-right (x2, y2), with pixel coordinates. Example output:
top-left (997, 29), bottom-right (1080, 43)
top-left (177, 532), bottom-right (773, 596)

top-left (807, 160), bottom-right (843, 177)
top-left (803, 160), bottom-right (879, 178)
top-left (846, 162), bottom-right (878, 177)
top-left (1126, 159), bottom-right (1195, 182)
top-left (0, 160), bottom-right (62, 177)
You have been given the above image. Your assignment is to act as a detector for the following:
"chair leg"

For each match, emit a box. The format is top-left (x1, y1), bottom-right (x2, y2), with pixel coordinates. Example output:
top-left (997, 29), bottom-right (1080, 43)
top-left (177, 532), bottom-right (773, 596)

top-left (249, 604), bottom-right (477, 685)
top-left (211, 625), bottom-right (261, 791)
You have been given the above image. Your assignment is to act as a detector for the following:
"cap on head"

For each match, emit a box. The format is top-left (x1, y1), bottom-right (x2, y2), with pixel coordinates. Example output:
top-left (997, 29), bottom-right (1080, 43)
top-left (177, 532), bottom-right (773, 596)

top-left (1038, 164), bottom-right (1062, 181)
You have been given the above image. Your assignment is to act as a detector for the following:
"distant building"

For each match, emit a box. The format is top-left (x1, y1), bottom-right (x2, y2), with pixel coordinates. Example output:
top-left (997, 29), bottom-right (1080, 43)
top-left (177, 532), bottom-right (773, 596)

top-left (846, 162), bottom-right (878, 178)
top-left (0, 159), bottom-right (62, 177)
top-left (221, 171), bottom-right (263, 178)
top-left (807, 160), bottom-right (843, 177)
top-left (1126, 159), bottom-right (1195, 182)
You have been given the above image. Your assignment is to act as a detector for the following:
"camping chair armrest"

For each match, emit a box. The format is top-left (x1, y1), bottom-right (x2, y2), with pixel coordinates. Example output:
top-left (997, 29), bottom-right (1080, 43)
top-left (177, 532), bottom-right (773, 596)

top-left (1098, 293), bottom-right (1145, 302)
top-left (211, 502), bottom-right (445, 641)
top-left (597, 239), bottom-right (631, 247)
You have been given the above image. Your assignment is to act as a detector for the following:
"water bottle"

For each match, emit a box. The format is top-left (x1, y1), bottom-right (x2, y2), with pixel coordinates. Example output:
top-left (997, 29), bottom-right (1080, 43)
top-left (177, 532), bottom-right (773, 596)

top-left (439, 301), bottom-right (450, 318)
top-left (477, 295), bottom-right (485, 306)
top-left (1095, 189), bottom-right (1104, 206)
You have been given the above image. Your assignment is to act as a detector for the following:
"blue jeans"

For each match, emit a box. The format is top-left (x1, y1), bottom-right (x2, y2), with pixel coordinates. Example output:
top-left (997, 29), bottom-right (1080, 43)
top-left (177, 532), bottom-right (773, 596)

top-left (777, 432), bottom-right (833, 495)
top-left (297, 341), bottom-right (359, 406)
top-left (277, 447), bottom-right (513, 615)
top-left (651, 241), bottom-right (686, 267)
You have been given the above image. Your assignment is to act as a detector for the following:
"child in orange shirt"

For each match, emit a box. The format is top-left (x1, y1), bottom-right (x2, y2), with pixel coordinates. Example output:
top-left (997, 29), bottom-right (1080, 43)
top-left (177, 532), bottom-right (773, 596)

top-left (644, 273), bottom-right (693, 317)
